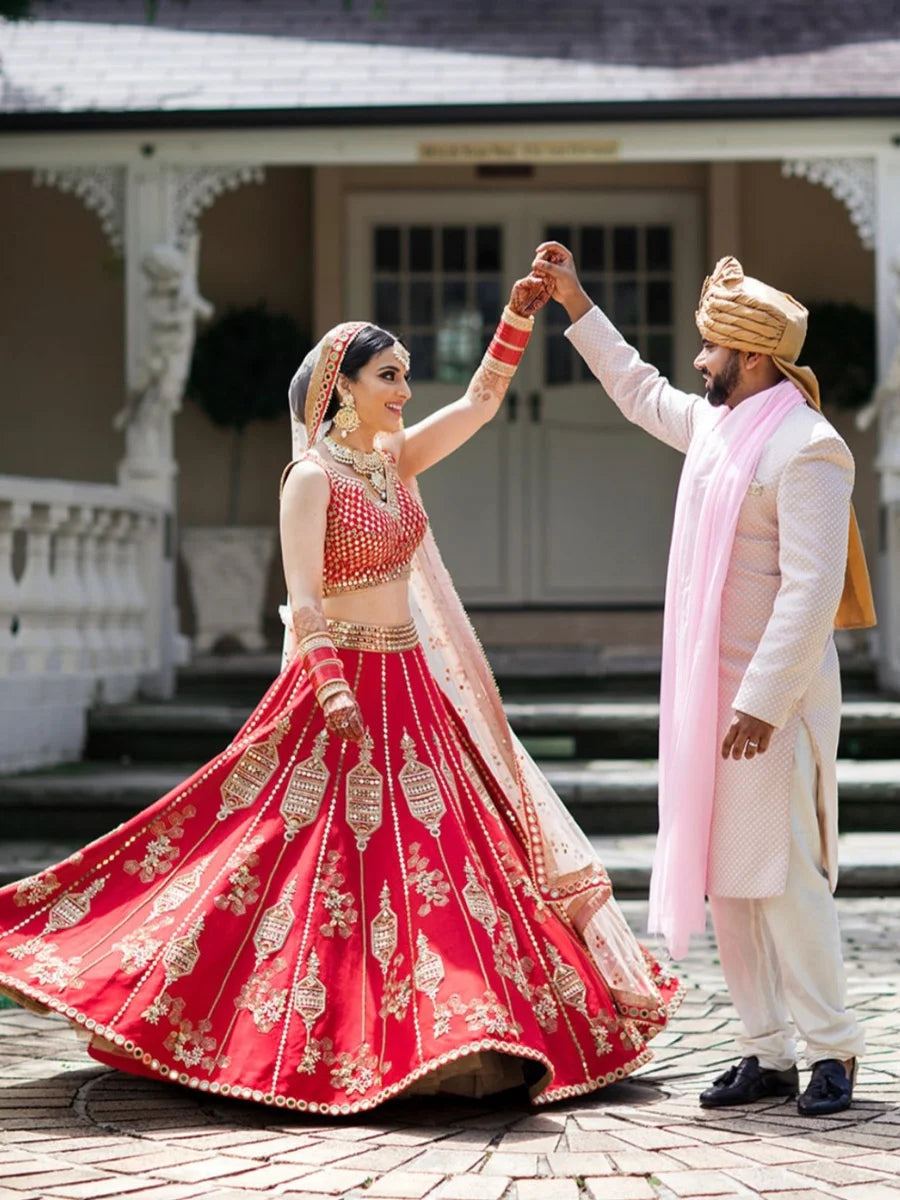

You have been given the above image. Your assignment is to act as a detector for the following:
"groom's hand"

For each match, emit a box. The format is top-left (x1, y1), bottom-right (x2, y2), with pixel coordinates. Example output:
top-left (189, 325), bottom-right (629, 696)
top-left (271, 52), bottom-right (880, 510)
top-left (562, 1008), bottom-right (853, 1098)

top-left (721, 710), bottom-right (775, 761)
top-left (532, 242), bottom-right (593, 323)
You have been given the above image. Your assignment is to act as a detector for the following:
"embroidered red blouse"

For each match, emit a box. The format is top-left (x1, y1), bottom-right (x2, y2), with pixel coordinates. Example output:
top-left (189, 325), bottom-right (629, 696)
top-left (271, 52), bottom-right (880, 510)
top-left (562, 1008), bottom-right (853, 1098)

top-left (285, 450), bottom-right (428, 596)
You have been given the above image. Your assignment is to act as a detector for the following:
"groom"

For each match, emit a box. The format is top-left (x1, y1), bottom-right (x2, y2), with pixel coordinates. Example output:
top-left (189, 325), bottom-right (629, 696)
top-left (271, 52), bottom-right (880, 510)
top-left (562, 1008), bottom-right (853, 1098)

top-left (533, 245), bottom-right (875, 1115)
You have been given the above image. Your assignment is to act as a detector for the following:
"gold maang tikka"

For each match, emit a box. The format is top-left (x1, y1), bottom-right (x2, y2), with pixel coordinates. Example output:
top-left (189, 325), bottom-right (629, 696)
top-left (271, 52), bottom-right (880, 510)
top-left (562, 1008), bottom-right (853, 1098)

top-left (333, 387), bottom-right (361, 437)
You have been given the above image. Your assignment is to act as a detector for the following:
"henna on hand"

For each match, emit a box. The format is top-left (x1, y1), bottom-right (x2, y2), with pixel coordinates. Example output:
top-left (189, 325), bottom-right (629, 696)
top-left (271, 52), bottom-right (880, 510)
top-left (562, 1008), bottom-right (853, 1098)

top-left (468, 372), bottom-right (506, 406)
top-left (323, 691), bottom-right (365, 743)
top-left (290, 603), bottom-right (327, 644)
top-left (509, 273), bottom-right (552, 318)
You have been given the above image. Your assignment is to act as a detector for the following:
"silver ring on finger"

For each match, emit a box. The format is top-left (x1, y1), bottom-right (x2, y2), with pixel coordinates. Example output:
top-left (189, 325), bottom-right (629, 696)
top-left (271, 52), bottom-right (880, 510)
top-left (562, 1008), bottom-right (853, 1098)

top-left (746, 741), bottom-right (758, 750)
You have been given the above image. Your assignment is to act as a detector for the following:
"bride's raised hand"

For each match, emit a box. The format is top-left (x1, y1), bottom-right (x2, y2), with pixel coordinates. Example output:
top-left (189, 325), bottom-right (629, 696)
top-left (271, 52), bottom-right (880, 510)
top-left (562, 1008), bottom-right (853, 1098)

top-left (509, 272), bottom-right (552, 318)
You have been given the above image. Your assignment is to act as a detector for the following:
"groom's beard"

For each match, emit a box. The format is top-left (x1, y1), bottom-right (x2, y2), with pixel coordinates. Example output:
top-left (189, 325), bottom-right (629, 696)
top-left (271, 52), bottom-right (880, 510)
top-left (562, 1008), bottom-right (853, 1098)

top-left (704, 352), bottom-right (741, 407)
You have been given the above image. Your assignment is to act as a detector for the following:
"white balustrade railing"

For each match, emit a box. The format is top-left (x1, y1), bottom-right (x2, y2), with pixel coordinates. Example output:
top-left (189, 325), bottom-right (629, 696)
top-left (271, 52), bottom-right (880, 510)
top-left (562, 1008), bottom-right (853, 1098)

top-left (0, 475), bottom-right (165, 772)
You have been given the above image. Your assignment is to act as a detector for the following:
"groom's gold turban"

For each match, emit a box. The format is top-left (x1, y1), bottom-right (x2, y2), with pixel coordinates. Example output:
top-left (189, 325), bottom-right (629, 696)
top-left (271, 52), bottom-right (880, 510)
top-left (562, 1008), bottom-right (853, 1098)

top-left (696, 256), bottom-right (875, 630)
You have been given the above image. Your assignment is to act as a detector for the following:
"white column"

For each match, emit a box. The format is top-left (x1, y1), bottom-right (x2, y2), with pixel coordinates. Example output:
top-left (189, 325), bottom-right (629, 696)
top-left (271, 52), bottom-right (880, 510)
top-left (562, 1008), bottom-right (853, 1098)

top-left (874, 148), bottom-right (900, 693)
top-left (120, 163), bottom-right (184, 699)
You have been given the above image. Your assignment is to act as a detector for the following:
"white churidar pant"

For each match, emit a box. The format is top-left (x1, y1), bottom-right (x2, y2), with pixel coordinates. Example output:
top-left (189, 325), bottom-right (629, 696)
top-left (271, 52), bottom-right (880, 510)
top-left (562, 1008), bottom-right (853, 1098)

top-left (708, 725), bottom-right (865, 1070)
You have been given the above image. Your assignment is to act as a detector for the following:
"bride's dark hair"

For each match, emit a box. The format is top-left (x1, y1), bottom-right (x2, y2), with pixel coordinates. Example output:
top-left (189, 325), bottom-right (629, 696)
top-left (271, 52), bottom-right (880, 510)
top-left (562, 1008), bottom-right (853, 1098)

top-left (288, 325), bottom-right (402, 425)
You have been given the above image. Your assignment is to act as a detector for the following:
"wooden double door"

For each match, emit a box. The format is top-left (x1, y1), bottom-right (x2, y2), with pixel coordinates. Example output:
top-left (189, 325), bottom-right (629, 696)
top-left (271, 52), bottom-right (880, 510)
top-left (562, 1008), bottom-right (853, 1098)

top-left (346, 190), bottom-right (702, 605)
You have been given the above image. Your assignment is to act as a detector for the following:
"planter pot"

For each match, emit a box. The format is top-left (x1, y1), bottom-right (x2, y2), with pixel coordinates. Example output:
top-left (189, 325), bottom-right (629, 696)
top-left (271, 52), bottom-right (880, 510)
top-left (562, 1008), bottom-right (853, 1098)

top-left (180, 526), bottom-right (277, 654)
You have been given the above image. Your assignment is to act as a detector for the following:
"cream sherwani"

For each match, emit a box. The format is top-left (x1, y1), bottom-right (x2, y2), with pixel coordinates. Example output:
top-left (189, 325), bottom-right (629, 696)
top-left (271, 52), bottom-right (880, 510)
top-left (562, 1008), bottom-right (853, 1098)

top-left (567, 306), bottom-right (865, 1067)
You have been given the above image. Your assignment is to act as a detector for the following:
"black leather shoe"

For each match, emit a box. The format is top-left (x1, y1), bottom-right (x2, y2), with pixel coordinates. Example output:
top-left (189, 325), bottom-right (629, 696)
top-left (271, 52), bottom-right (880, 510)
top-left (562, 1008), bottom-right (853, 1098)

top-left (797, 1058), bottom-right (856, 1115)
top-left (700, 1056), bottom-right (799, 1108)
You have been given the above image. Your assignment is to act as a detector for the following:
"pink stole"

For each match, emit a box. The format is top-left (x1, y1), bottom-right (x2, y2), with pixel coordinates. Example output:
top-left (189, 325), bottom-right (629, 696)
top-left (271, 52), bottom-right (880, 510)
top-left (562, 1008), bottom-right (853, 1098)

top-left (648, 379), bottom-right (805, 959)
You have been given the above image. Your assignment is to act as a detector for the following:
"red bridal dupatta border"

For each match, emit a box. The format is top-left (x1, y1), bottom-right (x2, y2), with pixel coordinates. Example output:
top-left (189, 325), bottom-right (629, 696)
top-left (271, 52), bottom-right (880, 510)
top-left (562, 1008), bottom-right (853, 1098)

top-left (283, 325), bottom-right (669, 1021)
top-left (648, 378), bottom-right (805, 960)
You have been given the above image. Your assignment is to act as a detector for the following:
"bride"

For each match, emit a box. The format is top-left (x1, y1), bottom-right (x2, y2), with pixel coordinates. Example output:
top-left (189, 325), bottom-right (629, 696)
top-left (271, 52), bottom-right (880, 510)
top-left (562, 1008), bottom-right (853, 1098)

top-left (0, 272), bottom-right (680, 1114)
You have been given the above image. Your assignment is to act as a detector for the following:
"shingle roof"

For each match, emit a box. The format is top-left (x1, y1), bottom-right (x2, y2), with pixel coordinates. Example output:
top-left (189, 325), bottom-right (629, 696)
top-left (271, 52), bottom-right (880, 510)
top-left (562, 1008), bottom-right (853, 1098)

top-left (2, 0), bottom-right (900, 116)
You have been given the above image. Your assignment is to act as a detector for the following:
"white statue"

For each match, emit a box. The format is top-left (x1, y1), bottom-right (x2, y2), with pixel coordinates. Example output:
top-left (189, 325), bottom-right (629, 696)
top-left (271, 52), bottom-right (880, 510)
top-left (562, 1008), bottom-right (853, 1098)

top-left (857, 256), bottom-right (900, 474)
top-left (115, 237), bottom-right (213, 469)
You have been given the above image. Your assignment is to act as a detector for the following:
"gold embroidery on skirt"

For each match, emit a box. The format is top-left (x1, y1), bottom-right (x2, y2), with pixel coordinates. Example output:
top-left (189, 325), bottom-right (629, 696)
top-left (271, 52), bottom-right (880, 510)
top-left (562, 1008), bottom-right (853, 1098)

top-left (235, 956), bottom-right (289, 1034)
top-left (294, 949), bottom-right (329, 1074)
top-left (219, 716), bottom-right (291, 820)
top-left (345, 732), bottom-right (383, 851)
top-left (406, 843), bottom-right (450, 917)
top-left (13, 872), bottom-right (60, 907)
top-left (282, 729), bottom-right (330, 839)
top-left (462, 860), bottom-right (497, 934)
top-left (370, 882), bottom-right (398, 976)
top-left (115, 919), bottom-right (173, 974)
top-left (316, 851), bottom-right (358, 939)
top-left (142, 916), bottom-right (204, 1023)
top-left (432, 730), bottom-right (461, 806)
top-left (545, 942), bottom-right (613, 1056)
top-left (253, 880), bottom-right (297, 964)
top-left (151, 855), bottom-right (213, 918)
top-left (413, 931), bottom-right (445, 1001)
top-left (399, 732), bottom-right (446, 836)
top-left (215, 837), bottom-right (264, 915)
top-left (124, 806), bottom-right (197, 882)
top-left (43, 875), bottom-right (108, 934)
top-left (459, 748), bottom-right (501, 822)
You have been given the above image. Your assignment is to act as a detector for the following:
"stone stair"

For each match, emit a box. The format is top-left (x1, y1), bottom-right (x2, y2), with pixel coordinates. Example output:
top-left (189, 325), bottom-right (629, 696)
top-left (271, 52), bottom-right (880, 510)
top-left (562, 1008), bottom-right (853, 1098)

top-left (2, 652), bottom-right (899, 894)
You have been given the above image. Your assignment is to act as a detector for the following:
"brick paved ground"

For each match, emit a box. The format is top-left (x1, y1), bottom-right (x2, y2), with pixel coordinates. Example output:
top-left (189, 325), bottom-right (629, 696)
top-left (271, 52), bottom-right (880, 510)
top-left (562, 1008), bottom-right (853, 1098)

top-left (1, 899), bottom-right (898, 1200)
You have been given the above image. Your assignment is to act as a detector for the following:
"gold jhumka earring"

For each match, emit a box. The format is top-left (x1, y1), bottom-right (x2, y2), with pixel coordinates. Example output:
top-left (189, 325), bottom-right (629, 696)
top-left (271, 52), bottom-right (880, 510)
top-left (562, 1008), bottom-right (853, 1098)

top-left (334, 389), bottom-right (360, 437)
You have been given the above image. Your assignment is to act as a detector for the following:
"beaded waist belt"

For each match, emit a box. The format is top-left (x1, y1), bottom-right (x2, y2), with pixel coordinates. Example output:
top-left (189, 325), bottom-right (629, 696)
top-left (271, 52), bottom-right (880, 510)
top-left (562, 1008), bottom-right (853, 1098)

top-left (327, 619), bottom-right (419, 653)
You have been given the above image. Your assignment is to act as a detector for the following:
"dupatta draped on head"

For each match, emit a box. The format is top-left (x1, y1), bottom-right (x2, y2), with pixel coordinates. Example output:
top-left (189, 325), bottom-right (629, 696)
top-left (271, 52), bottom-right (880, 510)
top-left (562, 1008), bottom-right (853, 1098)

top-left (281, 322), bottom-right (670, 1020)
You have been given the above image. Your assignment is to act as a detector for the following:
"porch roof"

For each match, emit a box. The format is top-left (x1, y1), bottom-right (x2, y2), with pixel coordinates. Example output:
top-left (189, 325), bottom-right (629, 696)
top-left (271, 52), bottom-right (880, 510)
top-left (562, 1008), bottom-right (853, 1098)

top-left (2, 1), bottom-right (900, 125)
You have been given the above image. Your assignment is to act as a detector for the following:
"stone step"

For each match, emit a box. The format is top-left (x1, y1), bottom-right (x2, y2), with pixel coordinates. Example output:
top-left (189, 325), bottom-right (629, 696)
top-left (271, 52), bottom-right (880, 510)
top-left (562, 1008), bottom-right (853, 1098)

top-left (176, 649), bottom-right (879, 698)
top-left (2, 758), bottom-right (899, 841)
top-left (0, 832), bottom-right (898, 898)
top-left (85, 696), bottom-right (900, 763)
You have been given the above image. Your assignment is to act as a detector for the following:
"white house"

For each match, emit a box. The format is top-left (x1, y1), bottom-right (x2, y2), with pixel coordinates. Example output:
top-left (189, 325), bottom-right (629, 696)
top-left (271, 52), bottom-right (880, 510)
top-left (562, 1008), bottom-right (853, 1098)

top-left (2, 0), bottom-right (900, 770)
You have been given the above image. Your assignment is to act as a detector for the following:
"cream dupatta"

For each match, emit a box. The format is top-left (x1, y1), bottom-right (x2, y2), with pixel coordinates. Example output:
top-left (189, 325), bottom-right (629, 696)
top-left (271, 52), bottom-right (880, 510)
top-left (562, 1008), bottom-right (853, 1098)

top-left (281, 324), bottom-right (670, 1022)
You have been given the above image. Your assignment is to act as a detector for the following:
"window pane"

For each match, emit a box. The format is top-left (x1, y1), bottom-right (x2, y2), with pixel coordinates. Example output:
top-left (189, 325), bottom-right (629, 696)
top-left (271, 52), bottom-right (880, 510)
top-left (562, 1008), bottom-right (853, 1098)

top-left (646, 226), bottom-right (672, 271)
top-left (647, 333), bottom-right (673, 378)
top-left (545, 224), bottom-right (570, 248)
top-left (409, 280), bottom-right (434, 325)
top-left (613, 227), bottom-right (638, 271)
top-left (647, 280), bottom-right (672, 325)
top-left (374, 279), bottom-right (402, 328)
top-left (409, 226), bottom-right (433, 272)
top-left (441, 279), bottom-right (468, 313)
top-left (545, 336), bottom-right (573, 385)
top-left (475, 226), bottom-right (501, 271)
top-left (580, 226), bottom-right (606, 271)
top-left (374, 226), bottom-right (400, 272)
top-left (476, 278), bottom-right (501, 328)
top-left (545, 300), bottom-right (569, 329)
top-left (612, 280), bottom-right (640, 326)
top-left (442, 227), bottom-right (467, 272)
top-left (409, 332), bottom-right (435, 380)
top-left (437, 311), bottom-right (482, 383)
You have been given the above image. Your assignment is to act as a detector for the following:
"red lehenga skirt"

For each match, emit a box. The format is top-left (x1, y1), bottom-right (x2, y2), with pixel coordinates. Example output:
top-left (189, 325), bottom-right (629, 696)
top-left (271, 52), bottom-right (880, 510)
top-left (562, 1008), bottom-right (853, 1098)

top-left (0, 621), bottom-right (679, 1114)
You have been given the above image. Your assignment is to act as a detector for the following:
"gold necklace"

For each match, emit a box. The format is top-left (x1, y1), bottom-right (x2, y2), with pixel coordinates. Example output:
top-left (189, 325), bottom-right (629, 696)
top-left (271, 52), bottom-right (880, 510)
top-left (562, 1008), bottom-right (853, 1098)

top-left (324, 437), bottom-right (389, 504)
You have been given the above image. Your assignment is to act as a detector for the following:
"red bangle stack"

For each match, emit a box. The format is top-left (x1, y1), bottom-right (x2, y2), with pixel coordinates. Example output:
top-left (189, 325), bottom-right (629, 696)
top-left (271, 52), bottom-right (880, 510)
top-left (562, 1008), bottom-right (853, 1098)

top-left (298, 631), bottom-right (352, 707)
top-left (482, 306), bottom-right (534, 379)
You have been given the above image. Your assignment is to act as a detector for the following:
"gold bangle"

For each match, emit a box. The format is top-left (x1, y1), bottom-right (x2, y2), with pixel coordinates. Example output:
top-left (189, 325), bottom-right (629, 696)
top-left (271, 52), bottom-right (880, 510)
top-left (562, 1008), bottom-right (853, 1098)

top-left (481, 354), bottom-right (518, 379)
top-left (316, 679), bottom-right (352, 704)
top-left (502, 305), bottom-right (535, 332)
top-left (298, 632), bottom-right (335, 655)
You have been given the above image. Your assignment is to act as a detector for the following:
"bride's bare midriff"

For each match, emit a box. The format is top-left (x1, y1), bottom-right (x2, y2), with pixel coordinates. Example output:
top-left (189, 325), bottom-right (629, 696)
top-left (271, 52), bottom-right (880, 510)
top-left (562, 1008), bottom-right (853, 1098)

top-left (322, 577), bottom-right (412, 627)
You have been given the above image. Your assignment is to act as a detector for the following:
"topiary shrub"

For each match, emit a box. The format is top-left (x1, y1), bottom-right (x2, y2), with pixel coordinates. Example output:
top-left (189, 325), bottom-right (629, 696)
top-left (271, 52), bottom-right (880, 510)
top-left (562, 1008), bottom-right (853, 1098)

top-left (188, 302), bottom-right (307, 523)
